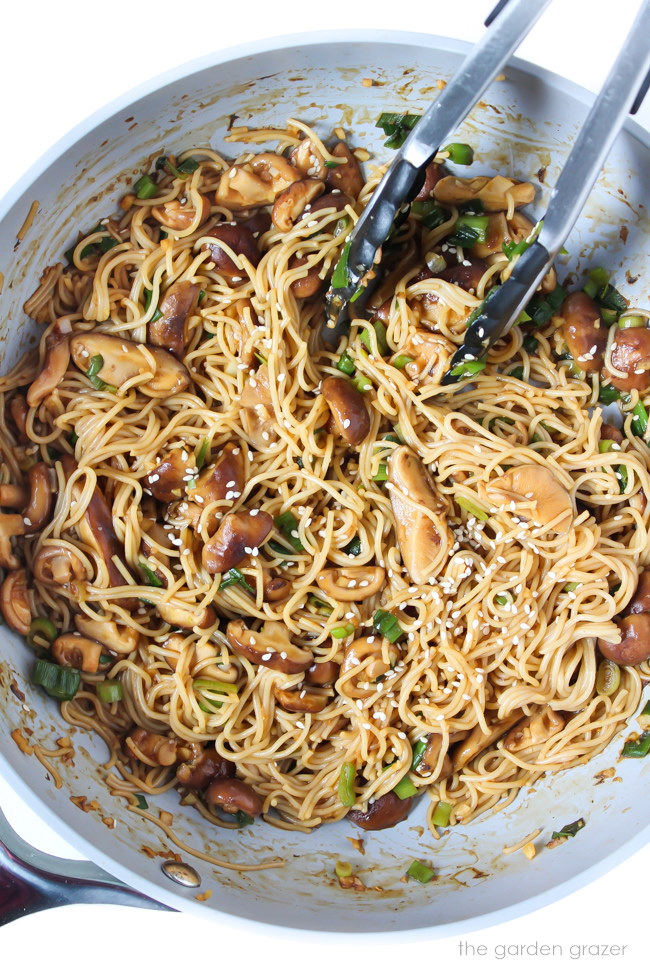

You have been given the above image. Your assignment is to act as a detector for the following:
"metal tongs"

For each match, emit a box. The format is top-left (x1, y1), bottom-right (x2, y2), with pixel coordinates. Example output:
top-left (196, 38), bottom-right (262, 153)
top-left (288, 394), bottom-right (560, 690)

top-left (323, 0), bottom-right (650, 384)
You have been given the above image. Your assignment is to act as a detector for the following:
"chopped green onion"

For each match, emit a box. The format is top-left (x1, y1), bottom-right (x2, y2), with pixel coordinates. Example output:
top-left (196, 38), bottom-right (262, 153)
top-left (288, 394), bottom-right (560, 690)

top-left (617, 464), bottom-right (629, 493)
top-left (584, 268), bottom-right (627, 312)
top-left (133, 793), bottom-right (149, 810)
top-left (503, 237), bottom-right (531, 260)
top-left (375, 112), bottom-right (421, 149)
top-left (551, 818), bottom-right (585, 841)
top-left (406, 860), bottom-right (435, 884)
top-left (600, 284), bottom-right (627, 313)
top-left (449, 359), bottom-right (486, 379)
top-left (87, 354), bottom-right (103, 378)
top-left (522, 333), bottom-right (539, 353)
top-left (361, 319), bottom-right (389, 356)
top-left (195, 437), bottom-right (211, 469)
top-left (32, 659), bottom-right (80, 701)
top-left (343, 536), bottom-right (362, 557)
top-left (99, 653), bottom-right (113, 666)
top-left (525, 284), bottom-right (566, 327)
top-left (442, 142), bottom-right (473, 165)
top-left (630, 401), bottom-right (649, 438)
top-left (596, 659), bottom-right (620, 696)
top-left (457, 496), bottom-right (489, 521)
top-left (331, 240), bottom-right (352, 289)
top-left (393, 354), bottom-right (415, 369)
top-left (308, 595), bottom-right (333, 617)
top-left (495, 593), bottom-right (512, 606)
top-left (235, 810), bottom-right (254, 827)
top-left (393, 424), bottom-right (405, 442)
top-left (641, 701), bottom-right (650, 717)
top-left (337, 351), bottom-right (356, 376)
top-left (324, 159), bottom-right (343, 169)
top-left (275, 510), bottom-right (305, 552)
top-left (618, 313), bottom-right (646, 329)
top-left (335, 860), bottom-right (353, 877)
top-left (583, 267), bottom-right (610, 298)
top-left (372, 462), bottom-right (389, 482)
top-left (393, 774), bottom-right (418, 800)
top-left (509, 365), bottom-right (525, 380)
top-left (410, 199), bottom-right (446, 229)
top-left (599, 383), bottom-right (621, 405)
top-left (563, 581), bottom-right (580, 592)
top-left (254, 351), bottom-right (268, 365)
top-left (432, 801), bottom-right (453, 828)
top-left (331, 622), bottom-right (355, 639)
top-left (27, 617), bottom-right (58, 651)
top-left (622, 731), bottom-right (650, 758)
top-left (601, 307), bottom-right (618, 326)
top-left (352, 374), bottom-right (373, 394)
top-left (338, 761), bottom-right (356, 806)
top-left (267, 539), bottom-right (294, 558)
top-left (156, 155), bottom-right (200, 179)
top-left (219, 568), bottom-right (255, 594)
top-left (138, 561), bottom-right (164, 587)
top-left (96, 680), bottom-right (123, 704)
top-left (449, 213), bottom-right (489, 246)
top-left (194, 678), bottom-right (238, 695)
top-left (134, 173), bottom-right (159, 199)
top-left (410, 738), bottom-right (428, 771)
top-left (198, 289), bottom-right (206, 302)
top-left (194, 677), bottom-right (238, 714)
top-left (68, 431), bottom-right (79, 446)
top-left (373, 609), bottom-right (404, 643)
top-left (516, 308), bottom-right (532, 325)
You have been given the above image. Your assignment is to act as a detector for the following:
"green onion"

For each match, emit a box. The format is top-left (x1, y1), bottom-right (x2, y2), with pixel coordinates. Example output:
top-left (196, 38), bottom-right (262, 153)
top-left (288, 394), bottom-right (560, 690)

top-left (449, 213), bottom-right (489, 246)
top-left (343, 536), bottom-right (362, 557)
top-left (32, 659), bottom-right (80, 701)
top-left (601, 307), bottom-right (618, 326)
top-left (383, 433), bottom-right (401, 445)
top-left (596, 659), bottom-right (620, 696)
top-left (641, 701), bottom-right (650, 717)
top-left (361, 319), bottom-right (389, 356)
top-left (522, 333), bottom-right (539, 353)
top-left (27, 618), bottom-right (58, 651)
top-left (509, 365), bottom-right (525, 380)
top-left (516, 309), bottom-right (532, 325)
top-left (99, 653), bottom-right (113, 666)
top-left (235, 810), bottom-right (254, 827)
top-left (393, 774), bottom-right (418, 800)
top-left (600, 284), bottom-right (627, 312)
top-left (442, 142), bottom-right (473, 165)
top-left (331, 622), bottom-right (355, 639)
top-left (393, 354), bottom-right (415, 369)
top-left (335, 860), bottom-right (353, 878)
top-left (449, 359), bottom-right (486, 379)
top-left (525, 284), bottom-right (566, 327)
top-left (267, 539), bottom-right (294, 558)
top-left (630, 401), bottom-right (649, 438)
top-left (410, 738), bottom-right (428, 771)
top-left (134, 173), bottom-right (159, 199)
top-left (324, 159), bottom-right (343, 169)
top-left (406, 860), bottom-right (435, 884)
top-left (194, 677), bottom-right (238, 714)
top-left (198, 289), bottom-right (206, 302)
top-left (337, 351), bottom-right (356, 375)
top-left (308, 595), bottom-right (333, 617)
top-left (331, 240), bottom-right (352, 289)
top-left (373, 609), bottom-right (404, 643)
top-left (375, 112), bottom-right (421, 149)
top-left (617, 464), bottom-right (629, 493)
top-left (503, 237), bottom-right (531, 260)
top-left (432, 801), bottom-right (453, 828)
top-left (583, 267), bottom-right (610, 298)
top-left (495, 593), bottom-right (512, 606)
top-left (68, 431), bottom-right (79, 446)
top-left (563, 581), bottom-right (580, 592)
top-left (195, 437), bottom-right (211, 469)
top-left (86, 354), bottom-right (117, 394)
top-left (194, 678), bottom-right (238, 695)
top-left (551, 818), bottom-right (585, 841)
top-left (410, 199), bottom-right (445, 229)
top-left (457, 496), bottom-right (489, 521)
top-left (275, 510), bottom-right (305, 552)
top-left (155, 155), bottom-right (200, 179)
top-left (138, 561), bottom-right (163, 587)
top-left (584, 268), bottom-right (627, 312)
top-left (618, 313), bottom-right (646, 329)
top-left (372, 462), bottom-right (389, 482)
top-left (219, 568), bottom-right (255, 594)
top-left (338, 762), bottom-right (356, 806)
top-left (96, 680), bottom-right (123, 703)
top-left (599, 383), bottom-right (621, 405)
top-left (393, 424), bottom-right (405, 442)
top-left (352, 374), bottom-right (373, 394)
top-left (133, 793), bottom-right (149, 809)
top-left (622, 731), bottom-right (650, 758)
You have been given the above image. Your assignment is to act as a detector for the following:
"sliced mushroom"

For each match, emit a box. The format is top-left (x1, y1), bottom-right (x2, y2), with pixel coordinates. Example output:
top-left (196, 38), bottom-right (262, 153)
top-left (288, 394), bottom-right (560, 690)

top-left (433, 174), bottom-right (535, 212)
top-left (272, 179), bottom-right (325, 232)
top-left (73, 613), bottom-right (139, 655)
top-left (560, 292), bottom-right (606, 371)
top-left (435, 258), bottom-right (489, 293)
top-left (307, 659), bottom-right (340, 686)
top-left (321, 376), bottom-right (370, 446)
top-left (348, 792), bottom-right (413, 831)
top-left (325, 141), bottom-right (364, 199)
top-left (177, 747), bottom-right (235, 789)
top-left (398, 331), bottom-right (455, 384)
top-left (414, 161), bottom-right (446, 200)
top-left (148, 279), bottom-right (199, 357)
top-left (452, 710), bottom-right (524, 769)
top-left (0, 483), bottom-right (28, 509)
top-left (0, 513), bottom-right (25, 569)
top-left (158, 601), bottom-right (216, 630)
top-left (206, 223), bottom-right (260, 279)
top-left (414, 731), bottom-right (464, 779)
top-left (289, 138), bottom-right (327, 179)
top-left (598, 613), bottom-right (650, 666)
top-left (338, 637), bottom-right (391, 699)
top-left (486, 464), bottom-right (573, 533)
top-left (215, 166), bottom-right (276, 210)
top-left (27, 317), bottom-right (73, 407)
top-left (187, 442), bottom-right (245, 509)
top-left (204, 777), bottom-right (263, 817)
top-left (144, 448), bottom-right (189, 502)
top-left (125, 728), bottom-right (179, 767)
top-left (224, 298), bottom-right (257, 367)
top-left (387, 447), bottom-right (452, 585)
top-left (507, 213), bottom-right (556, 291)
top-left (240, 366), bottom-right (276, 449)
top-left (274, 685), bottom-right (328, 713)
top-left (226, 619), bottom-right (314, 674)
top-left (9, 393), bottom-right (29, 444)
top-left (600, 422), bottom-right (624, 445)
top-left (307, 191), bottom-right (352, 218)
top-left (202, 510), bottom-right (273, 574)
top-left (249, 153), bottom-right (301, 195)
top-left (607, 326), bottom-right (650, 393)
top-left (0, 569), bottom-right (32, 634)
top-left (150, 193), bottom-right (211, 231)
top-left (261, 571), bottom-right (291, 603)
top-left (288, 254), bottom-right (324, 298)
top-left (70, 333), bottom-right (190, 398)
top-left (32, 542), bottom-right (90, 586)
top-left (317, 565), bottom-right (385, 602)
top-left (626, 569), bottom-right (650, 614)
top-left (51, 634), bottom-right (103, 673)
top-left (469, 212), bottom-right (509, 258)
top-left (503, 705), bottom-right (565, 754)
top-left (21, 463), bottom-right (53, 533)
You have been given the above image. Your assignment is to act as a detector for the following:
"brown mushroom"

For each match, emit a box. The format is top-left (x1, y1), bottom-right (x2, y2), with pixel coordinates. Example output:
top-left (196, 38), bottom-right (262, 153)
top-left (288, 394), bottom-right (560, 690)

top-left (348, 792), bottom-right (413, 831)
top-left (598, 613), bottom-right (650, 666)
top-left (187, 442), bottom-right (245, 509)
top-left (0, 484), bottom-right (28, 509)
top-left (125, 728), bottom-right (179, 767)
top-left (274, 685), bottom-right (328, 713)
top-left (626, 569), bottom-right (650, 615)
top-left (204, 776), bottom-right (263, 817)
top-left (414, 161), bottom-right (446, 200)
top-left (321, 376), bottom-right (370, 446)
top-left (307, 659), bottom-right (340, 686)
top-left (601, 422), bottom-right (624, 445)
top-left (503, 705), bottom-right (565, 754)
top-left (486, 464), bottom-right (573, 533)
top-left (272, 179), bottom-right (325, 232)
top-left (21, 463), bottom-right (53, 533)
top-left (289, 138), bottom-right (327, 179)
top-left (317, 565), bottom-right (385, 602)
top-left (51, 634), bottom-right (103, 673)
top-left (560, 292), bottom-right (606, 371)
top-left (306, 191), bottom-right (352, 218)
top-left (0, 569), bottom-right (32, 634)
top-left (73, 613), bottom-right (139, 655)
top-left (249, 153), bottom-right (301, 195)
top-left (0, 513), bottom-right (25, 569)
top-left (9, 393), bottom-right (29, 444)
top-left (398, 331), bottom-right (455, 384)
top-left (288, 254), bottom-right (324, 298)
top-left (144, 448), bottom-right (189, 502)
top-left (202, 509), bottom-right (273, 574)
top-left (148, 279), bottom-right (199, 357)
top-left (224, 298), bottom-right (257, 368)
top-left (177, 747), bottom-right (235, 789)
top-left (608, 326), bottom-right (650, 393)
top-left (240, 366), bottom-right (276, 450)
top-left (452, 710), bottom-right (524, 769)
top-left (433, 174), bottom-right (535, 212)
top-left (27, 317), bottom-right (73, 407)
top-left (206, 223), bottom-right (260, 279)
top-left (339, 637), bottom-right (391, 699)
top-left (32, 542), bottom-right (90, 586)
top-left (325, 142), bottom-right (364, 199)
top-left (215, 166), bottom-right (275, 210)
top-left (70, 333), bottom-right (190, 398)
top-left (158, 601), bottom-right (216, 631)
top-left (414, 732), bottom-right (464, 779)
top-left (435, 259), bottom-right (489, 294)
top-left (150, 193), bottom-right (211, 231)
top-left (387, 447), bottom-right (452, 585)
top-left (226, 619), bottom-right (314, 674)
top-left (261, 572), bottom-right (291, 603)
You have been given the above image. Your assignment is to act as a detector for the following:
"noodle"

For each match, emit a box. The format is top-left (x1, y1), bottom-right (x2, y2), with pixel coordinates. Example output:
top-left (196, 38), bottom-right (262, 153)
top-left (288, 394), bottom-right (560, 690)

top-left (1, 122), bottom-right (649, 864)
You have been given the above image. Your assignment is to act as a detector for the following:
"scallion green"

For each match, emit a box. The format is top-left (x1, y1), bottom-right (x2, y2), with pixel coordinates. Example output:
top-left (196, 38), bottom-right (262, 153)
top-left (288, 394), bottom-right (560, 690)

top-left (275, 510), bottom-right (305, 552)
top-left (457, 496), bottom-right (490, 521)
top-left (372, 462), bottom-right (389, 482)
top-left (219, 568), bottom-right (255, 594)
top-left (375, 112), bottom-right (421, 149)
top-left (27, 617), bottom-right (58, 651)
top-left (432, 801), bottom-right (453, 828)
top-left (410, 738), bottom-right (428, 771)
top-left (393, 774), bottom-right (418, 800)
top-left (599, 384), bottom-right (621, 405)
top-left (134, 173), bottom-right (159, 199)
top-left (331, 240), bottom-right (352, 289)
top-left (406, 859), bottom-right (435, 884)
top-left (373, 608), bottom-right (404, 643)
top-left (442, 142), bottom-right (473, 165)
top-left (393, 354), bottom-right (415, 369)
top-left (361, 319), bottom-right (389, 356)
top-left (138, 561), bottom-right (164, 587)
top-left (337, 351), bottom-right (356, 376)
top-left (352, 374), bottom-right (373, 394)
top-left (331, 622), bottom-right (355, 639)
top-left (449, 359), bottom-right (486, 379)
top-left (338, 762), bottom-right (356, 806)
top-left (32, 659), bottom-right (80, 701)
top-left (621, 731), bottom-right (650, 758)
top-left (630, 401), bottom-right (649, 438)
top-left (96, 680), bottom-right (123, 704)
top-left (343, 536), bottom-right (362, 557)
top-left (195, 437), bottom-right (211, 469)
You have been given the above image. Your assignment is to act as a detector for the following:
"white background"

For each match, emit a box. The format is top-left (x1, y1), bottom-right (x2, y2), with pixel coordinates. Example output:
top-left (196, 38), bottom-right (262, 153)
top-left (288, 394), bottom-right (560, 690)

top-left (1, 0), bottom-right (648, 971)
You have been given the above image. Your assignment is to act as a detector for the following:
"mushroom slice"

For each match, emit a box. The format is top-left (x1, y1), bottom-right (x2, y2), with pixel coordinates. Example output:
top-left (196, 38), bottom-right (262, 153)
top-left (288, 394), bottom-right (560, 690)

top-left (560, 292), bottom-right (606, 371)
top-left (204, 777), bottom-right (263, 817)
top-left (27, 317), bottom-right (73, 407)
top-left (274, 685), bottom-right (328, 713)
top-left (0, 484), bottom-right (28, 509)
top-left (503, 705), bottom-right (565, 754)
top-left (207, 224), bottom-right (260, 279)
top-left (226, 619), bottom-right (314, 674)
top-left (177, 747), bottom-right (235, 789)
top-left (316, 566), bottom-right (385, 602)
top-left (288, 254), bottom-right (324, 298)
top-left (70, 333), bottom-right (190, 398)
top-left (125, 728), bottom-right (179, 767)
top-left (215, 166), bottom-right (275, 210)
top-left (387, 447), bottom-right (452, 585)
top-left (22, 463), bottom-right (53, 532)
top-left (339, 637), bottom-right (392, 699)
top-left (289, 138), bottom-right (327, 179)
top-left (32, 541), bottom-right (90, 587)
top-left (598, 613), bottom-right (650, 666)
top-left (224, 298), bottom-right (257, 368)
top-left (249, 153), bottom-right (302, 195)
top-left (607, 326), bottom-right (650, 393)
top-left (51, 634), bottom-right (103, 673)
top-left (321, 376), bottom-right (370, 446)
top-left (626, 569), bottom-right (650, 614)
top-left (151, 194), bottom-right (211, 231)
top-left (433, 174), bottom-right (535, 212)
top-left (240, 366), bottom-right (276, 450)
top-left (74, 613), bottom-right (139, 655)
top-left (452, 710), bottom-right (524, 770)
top-left (148, 280), bottom-right (199, 357)
top-left (272, 179), bottom-right (325, 232)
top-left (0, 569), bottom-right (32, 634)
top-left (307, 659), bottom-right (340, 686)
top-left (0, 513), bottom-right (25, 569)
top-left (347, 792), bottom-right (413, 831)
top-left (202, 510), bottom-right (273, 574)
top-left (158, 601), bottom-right (216, 631)
top-left (325, 141), bottom-right (364, 199)
top-left (399, 331), bottom-right (455, 385)
top-left (144, 448), bottom-right (189, 502)
top-left (414, 731), bottom-right (464, 780)
top-left (486, 464), bottom-right (573, 533)
top-left (187, 442), bottom-right (245, 508)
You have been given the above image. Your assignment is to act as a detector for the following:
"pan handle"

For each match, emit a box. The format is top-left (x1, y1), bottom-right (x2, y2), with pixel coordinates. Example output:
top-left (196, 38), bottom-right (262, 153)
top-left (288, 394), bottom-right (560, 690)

top-left (0, 806), bottom-right (170, 925)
